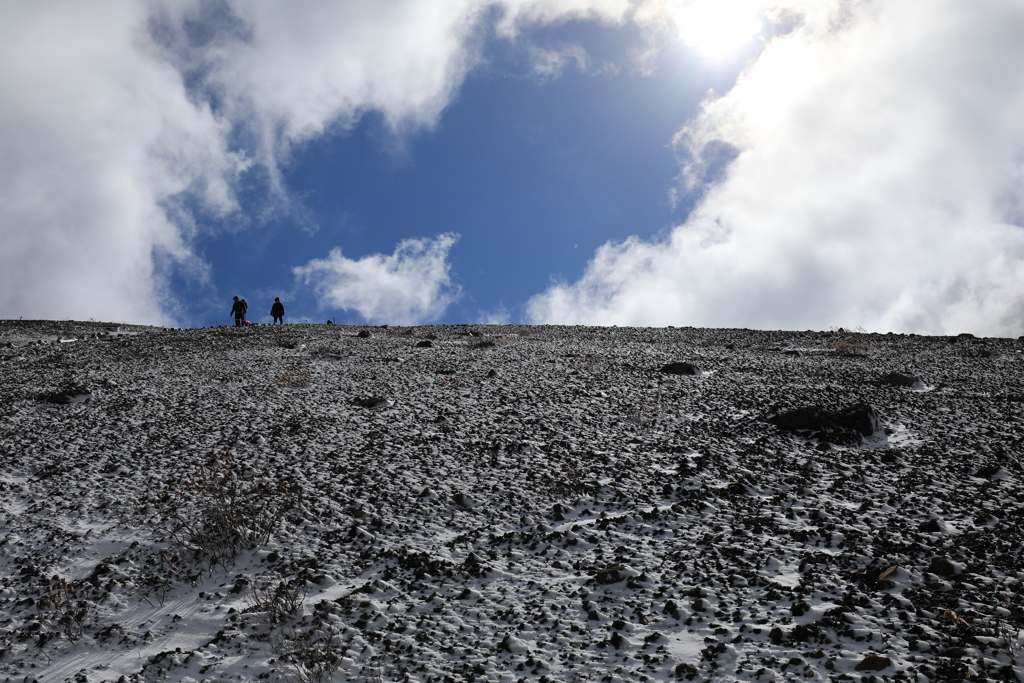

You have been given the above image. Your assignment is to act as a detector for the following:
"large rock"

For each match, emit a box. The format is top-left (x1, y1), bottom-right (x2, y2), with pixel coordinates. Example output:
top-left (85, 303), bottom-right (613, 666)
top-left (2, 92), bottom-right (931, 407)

top-left (353, 396), bottom-right (393, 409)
top-left (881, 372), bottom-right (925, 389)
top-left (768, 403), bottom-right (881, 442)
top-left (660, 362), bottom-right (700, 375)
top-left (767, 406), bottom-right (829, 432)
top-left (831, 403), bottom-right (882, 436)
top-left (44, 387), bottom-right (92, 404)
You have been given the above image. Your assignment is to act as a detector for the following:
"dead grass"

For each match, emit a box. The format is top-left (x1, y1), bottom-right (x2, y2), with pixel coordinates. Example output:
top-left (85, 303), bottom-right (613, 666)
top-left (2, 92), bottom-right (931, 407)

top-left (275, 365), bottom-right (312, 388)
top-left (830, 341), bottom-right (873, 357)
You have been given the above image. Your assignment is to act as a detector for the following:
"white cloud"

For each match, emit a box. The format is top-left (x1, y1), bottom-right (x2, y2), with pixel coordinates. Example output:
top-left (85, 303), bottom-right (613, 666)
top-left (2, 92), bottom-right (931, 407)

top-left (529, 0), bottom-right (1024, 336)
top-left (0, 1), bottom-right (242, 324)
top-left (294, 233), bottom-right (461, 325)
top-left (11, 0), bottom-right (1021, 334)
top-left (0, 0), bottom-right (635, 324)
top-left (529, 43), bottom-right (591, 82)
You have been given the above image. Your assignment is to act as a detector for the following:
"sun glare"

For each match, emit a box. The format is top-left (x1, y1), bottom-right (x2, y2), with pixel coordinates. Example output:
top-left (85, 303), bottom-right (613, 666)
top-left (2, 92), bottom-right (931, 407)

top-left (675, 0), bottom-right (763, 61)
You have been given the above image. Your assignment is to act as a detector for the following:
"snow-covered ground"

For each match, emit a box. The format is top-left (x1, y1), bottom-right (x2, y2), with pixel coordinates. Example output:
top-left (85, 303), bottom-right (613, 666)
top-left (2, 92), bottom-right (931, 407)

top-left (1, 320), bottom-right (1022, 683)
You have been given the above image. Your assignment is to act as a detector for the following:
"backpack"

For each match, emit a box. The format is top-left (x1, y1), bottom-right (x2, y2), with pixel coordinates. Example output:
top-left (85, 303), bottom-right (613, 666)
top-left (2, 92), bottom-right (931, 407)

top-left (240, 299), bottom-right (248, 314)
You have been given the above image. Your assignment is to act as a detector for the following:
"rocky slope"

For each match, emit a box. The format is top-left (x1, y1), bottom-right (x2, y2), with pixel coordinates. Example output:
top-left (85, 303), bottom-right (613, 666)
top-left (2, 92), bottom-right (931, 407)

top-left (1, 320), bottom-right (1023, 683)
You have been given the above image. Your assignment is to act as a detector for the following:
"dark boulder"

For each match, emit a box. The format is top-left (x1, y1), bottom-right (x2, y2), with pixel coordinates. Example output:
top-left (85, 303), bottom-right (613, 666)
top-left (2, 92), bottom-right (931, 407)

top-left (660, 362), bottom-right (700, 375)
top-left (768, 403), bottom-right (881, 443)
top-left (881, 372), bottom-right (921, 388)
top-left (768, 406), bottom-right (829, 432)
top-left (353, 396), bottom-right (393, 409)
top-left (831, 403), bottom-right (882, 436)
top-left (927, 556), bottom-right (959, 577)
top-left (44, 387), bottom-right (92, 404)
top-left (855, 655), bottom-right (892, 671)
top-left (594, 565), bottom-right (625, 585)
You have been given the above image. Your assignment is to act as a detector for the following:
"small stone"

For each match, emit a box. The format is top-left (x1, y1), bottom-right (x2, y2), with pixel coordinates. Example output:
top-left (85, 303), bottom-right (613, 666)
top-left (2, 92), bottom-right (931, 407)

top-left (927, 556), bottom-right (959, 577)
top-left (855, 654), bottom-right (892, 671)
top-left (415, 340), bottom-right (433, 348)
top-left (353, 396), bottom-right (393, 409)
top-left (356, 329), bottom-right (371, 338)
top-left (675, 663), bottom-right (698, 676)
top-left (877, 565), bottom-right (899, 583)
top-left (453, 492), bottom-right (478, 508)
top-left (594, 565), bottom-right (625, 585)
top-left (918, 518), bottom-right (943, 533)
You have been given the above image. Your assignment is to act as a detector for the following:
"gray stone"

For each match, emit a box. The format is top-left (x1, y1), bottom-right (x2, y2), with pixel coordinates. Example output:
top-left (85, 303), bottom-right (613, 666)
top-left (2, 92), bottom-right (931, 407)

top-left (855, 654), bottom-right (892, 671)
top-left (660, 362), bottom-right (700, 375)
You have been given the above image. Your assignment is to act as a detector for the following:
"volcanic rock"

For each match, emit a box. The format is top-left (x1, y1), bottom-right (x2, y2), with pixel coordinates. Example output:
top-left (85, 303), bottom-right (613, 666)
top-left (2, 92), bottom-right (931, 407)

top-left (594, 565), bottom-right (625, 585)
top-left (768, 402), bottom-right (881, 441)
top-left (855, 654), bottom-right (892, 671)
top-left (44, 387), bottom-right (92, 404)
top-left (660, 361), bottom-right (700, 375)
top-left (927, 556), bottom-right (960, 577)
top-left (881, 372), bottom-right (922, 387)
top-left (353, 396), bottom-right (393, 409)
top-left (1, 321), bottom-right (1022, 683)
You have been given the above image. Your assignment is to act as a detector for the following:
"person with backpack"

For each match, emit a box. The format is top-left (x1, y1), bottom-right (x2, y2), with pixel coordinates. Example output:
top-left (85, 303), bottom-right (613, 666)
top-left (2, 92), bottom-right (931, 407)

top-left (270, 297), bottom-right (285, 324)
top-left (231, 296), bottom-right (248, 327)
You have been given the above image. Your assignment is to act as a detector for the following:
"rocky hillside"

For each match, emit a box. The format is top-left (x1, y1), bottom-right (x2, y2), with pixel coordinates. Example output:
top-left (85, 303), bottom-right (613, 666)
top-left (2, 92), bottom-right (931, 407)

top-left (1, 320), bottom-right (1022, 682)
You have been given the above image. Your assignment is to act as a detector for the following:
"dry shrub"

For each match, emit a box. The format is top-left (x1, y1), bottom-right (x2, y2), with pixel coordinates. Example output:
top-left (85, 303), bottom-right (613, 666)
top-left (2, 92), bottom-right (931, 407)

top-left (36, 577), bottom-right (89, 643)
top-left (246, 574), bottom-right (307, 625)
top-left (830, 341), bottom-right (872, 357)
top-left (470, 336), bottom-right (506, 349)
top-left (271, 620), bottom-right (345, 683)
top-left (276, 365), bottom-right (312, 388)
top-left (140, 452), bottom-right (301, 570)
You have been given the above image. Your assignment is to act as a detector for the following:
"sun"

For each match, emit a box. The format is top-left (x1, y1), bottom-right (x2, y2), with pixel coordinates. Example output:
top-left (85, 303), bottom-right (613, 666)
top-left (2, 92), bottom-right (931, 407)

top-left (674, 0), bottom-right (763, 61)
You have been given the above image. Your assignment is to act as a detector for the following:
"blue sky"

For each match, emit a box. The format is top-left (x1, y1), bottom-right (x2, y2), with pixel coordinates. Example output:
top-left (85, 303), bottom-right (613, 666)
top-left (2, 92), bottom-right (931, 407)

top-left (4, 1), bottom-right (1024, 334)
top-left (186, 19), bottom-right (749, 326)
